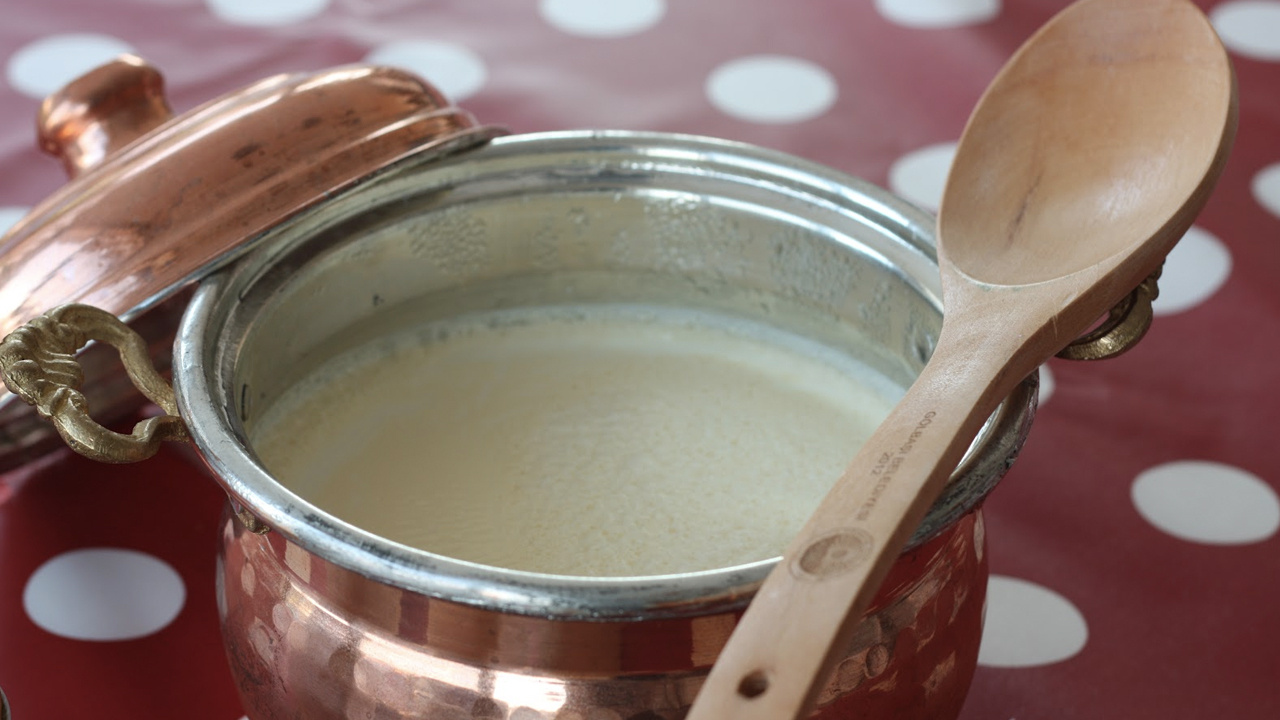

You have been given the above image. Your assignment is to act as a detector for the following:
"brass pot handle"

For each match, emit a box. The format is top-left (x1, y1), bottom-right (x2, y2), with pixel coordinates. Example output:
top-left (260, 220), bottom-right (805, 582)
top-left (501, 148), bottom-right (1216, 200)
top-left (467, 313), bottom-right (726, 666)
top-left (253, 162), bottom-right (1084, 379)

top-left (0, 304), bottom-right (188, 463)
top-left (1057, 265), bottom-right (1163, 361)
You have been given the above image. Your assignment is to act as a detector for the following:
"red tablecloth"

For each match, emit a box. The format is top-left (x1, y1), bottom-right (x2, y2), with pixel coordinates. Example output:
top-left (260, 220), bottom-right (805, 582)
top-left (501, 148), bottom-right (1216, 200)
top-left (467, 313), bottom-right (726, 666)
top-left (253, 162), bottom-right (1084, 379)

top-left (2, 1), bottom-right (1278, 718)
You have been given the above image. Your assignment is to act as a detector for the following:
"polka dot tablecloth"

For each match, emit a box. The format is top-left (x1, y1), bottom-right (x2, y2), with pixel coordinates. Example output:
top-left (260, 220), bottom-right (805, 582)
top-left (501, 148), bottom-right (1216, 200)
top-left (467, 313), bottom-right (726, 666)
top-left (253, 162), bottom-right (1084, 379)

top-left (1, 0), bottom-right (1279, 718)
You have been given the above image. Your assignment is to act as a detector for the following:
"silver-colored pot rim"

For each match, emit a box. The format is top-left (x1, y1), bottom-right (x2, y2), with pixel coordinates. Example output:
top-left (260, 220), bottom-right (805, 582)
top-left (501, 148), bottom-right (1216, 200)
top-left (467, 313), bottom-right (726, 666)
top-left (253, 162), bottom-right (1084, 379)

top-left (175, 130), bottom-right (1037, 621)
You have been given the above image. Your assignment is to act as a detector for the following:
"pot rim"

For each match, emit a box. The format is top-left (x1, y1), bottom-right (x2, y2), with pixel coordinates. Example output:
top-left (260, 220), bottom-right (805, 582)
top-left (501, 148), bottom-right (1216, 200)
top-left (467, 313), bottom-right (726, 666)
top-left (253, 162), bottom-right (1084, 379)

top-left (175, 130), bottom-right (1037, 620)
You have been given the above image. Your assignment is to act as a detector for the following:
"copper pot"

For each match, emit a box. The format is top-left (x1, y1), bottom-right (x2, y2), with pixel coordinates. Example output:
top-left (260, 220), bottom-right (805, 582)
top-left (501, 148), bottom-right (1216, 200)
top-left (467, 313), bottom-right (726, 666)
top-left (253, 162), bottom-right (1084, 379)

top-left (0, 58), bottom-right (1039, 719)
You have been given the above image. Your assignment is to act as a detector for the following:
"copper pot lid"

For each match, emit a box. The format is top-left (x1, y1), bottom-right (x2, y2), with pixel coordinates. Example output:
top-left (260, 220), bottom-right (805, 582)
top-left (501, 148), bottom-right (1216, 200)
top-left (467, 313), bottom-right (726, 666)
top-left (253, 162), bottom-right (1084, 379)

top-left (0, 54), bottom-right (505, 339)
top-left (0, 55), bottom-right (504, 469)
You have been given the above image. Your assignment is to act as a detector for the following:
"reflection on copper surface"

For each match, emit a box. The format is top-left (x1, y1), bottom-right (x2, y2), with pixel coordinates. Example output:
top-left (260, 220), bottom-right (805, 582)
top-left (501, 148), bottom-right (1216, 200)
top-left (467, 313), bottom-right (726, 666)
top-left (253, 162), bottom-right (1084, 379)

top-left (0, 239), bottom-right (80, 322)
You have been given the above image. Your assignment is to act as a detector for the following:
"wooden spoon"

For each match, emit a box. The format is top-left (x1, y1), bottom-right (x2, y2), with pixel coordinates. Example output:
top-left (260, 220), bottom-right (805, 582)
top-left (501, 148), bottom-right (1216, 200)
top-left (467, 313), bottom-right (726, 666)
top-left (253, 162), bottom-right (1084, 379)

top-left (686, 0), bottom-right (1236, 718)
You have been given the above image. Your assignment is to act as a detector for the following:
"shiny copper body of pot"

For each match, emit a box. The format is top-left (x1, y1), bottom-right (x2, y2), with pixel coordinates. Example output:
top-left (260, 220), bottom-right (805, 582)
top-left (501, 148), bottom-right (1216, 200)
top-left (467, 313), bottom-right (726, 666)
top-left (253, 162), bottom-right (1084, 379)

top-left (220, 511), bottom-right (987, 720)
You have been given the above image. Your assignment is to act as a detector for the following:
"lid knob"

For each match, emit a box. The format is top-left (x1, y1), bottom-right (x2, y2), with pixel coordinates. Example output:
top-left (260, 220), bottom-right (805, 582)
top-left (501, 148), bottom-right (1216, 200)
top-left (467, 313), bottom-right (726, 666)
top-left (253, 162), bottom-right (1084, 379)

top-left (37, 55), bottom-right (174, 178)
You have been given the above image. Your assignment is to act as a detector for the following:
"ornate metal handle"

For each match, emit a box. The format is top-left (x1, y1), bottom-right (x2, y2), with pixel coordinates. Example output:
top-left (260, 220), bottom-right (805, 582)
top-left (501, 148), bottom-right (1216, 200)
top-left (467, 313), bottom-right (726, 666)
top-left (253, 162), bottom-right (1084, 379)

top-left (0, 304), bottom-right (188, 463)
top-left (1057, 265), bottom-right (1162, 361)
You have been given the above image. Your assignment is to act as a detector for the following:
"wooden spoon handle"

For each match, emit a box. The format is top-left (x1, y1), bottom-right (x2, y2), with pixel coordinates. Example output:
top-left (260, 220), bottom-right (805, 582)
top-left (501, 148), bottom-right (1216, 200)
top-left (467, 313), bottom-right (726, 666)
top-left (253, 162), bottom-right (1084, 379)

top-left (686, 323), bottom-right (1026, 720)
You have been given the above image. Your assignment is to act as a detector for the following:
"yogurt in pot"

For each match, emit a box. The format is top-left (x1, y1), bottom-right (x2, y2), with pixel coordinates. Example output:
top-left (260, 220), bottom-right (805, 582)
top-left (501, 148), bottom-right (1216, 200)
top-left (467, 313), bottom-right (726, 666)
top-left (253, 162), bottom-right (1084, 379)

top-left (250, 303), bottom-right (900, 578)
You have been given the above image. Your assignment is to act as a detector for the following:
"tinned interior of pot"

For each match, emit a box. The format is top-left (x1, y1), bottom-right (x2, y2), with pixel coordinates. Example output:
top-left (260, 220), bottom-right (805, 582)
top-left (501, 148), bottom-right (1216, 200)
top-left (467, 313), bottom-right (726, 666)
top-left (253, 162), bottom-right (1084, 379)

top-left (176, 131), bottom-right (1036, 618)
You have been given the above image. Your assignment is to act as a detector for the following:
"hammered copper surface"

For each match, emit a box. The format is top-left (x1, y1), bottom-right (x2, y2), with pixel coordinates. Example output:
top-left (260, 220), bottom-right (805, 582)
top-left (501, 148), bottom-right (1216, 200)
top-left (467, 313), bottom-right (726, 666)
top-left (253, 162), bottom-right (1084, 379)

top-left (219, 510), bottom-right (986, 720)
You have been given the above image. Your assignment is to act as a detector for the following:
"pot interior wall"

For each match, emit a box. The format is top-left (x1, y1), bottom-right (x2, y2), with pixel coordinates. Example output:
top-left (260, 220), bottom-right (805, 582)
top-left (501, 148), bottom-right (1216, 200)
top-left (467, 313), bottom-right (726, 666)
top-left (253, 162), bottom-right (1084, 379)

top-left (227, 134), bottom-right (941, 444)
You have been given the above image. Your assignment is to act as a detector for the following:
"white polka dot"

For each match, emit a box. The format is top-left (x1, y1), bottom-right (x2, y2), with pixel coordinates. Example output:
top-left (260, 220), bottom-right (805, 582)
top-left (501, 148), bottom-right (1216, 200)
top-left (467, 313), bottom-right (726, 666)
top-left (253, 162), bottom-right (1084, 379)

top-left (1251, 162), bottom-right (1280, 218)
top-left (978, 575), bottom-right (1088, 668)
top-left (888, 141), bottom-right (957, 212)
top-left (706, 56), bottom-right (837, 124)
top-left (364, 41), bottom-right (487, 102)
top-left (1150, 226), bottom-right (1231, 315)
top-left (1037, 364), bottom-right (1055, 405)
top-left (1133, 461), bottom-right (1280, 545)
top-left (1211, 1), bottom-right (1280, 61)
top-left (876, 0), bottom-right (1001, 28)
top-left (6, 34), bottom-right (135, 100)
top-left (206, 0), bottom-right (330, 26)
top-left (0, 207), bottom-right (29, 236)
top-left (539, 0), bottom-right (665, 37)
top-left (24, 548), bottom-right (185, 641)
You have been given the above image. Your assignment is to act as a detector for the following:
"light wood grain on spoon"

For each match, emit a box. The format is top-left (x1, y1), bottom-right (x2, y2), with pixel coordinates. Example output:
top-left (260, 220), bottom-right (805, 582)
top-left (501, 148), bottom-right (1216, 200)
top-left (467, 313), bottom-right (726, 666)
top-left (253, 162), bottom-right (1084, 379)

top-left (685, 0), bottom-right (1237, 718)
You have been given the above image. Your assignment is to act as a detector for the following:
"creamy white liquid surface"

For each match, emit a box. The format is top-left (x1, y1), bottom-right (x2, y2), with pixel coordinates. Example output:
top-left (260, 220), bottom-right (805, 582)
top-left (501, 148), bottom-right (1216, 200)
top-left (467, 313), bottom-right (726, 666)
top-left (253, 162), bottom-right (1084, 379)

top-left (251, 306), bottom-right (898, 577)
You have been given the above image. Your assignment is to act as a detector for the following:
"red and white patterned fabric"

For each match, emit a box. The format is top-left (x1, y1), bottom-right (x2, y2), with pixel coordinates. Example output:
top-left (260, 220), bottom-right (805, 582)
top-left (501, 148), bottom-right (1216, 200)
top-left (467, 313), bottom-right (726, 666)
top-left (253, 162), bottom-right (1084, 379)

top-left (1, 1), bottom-right (1278, 718)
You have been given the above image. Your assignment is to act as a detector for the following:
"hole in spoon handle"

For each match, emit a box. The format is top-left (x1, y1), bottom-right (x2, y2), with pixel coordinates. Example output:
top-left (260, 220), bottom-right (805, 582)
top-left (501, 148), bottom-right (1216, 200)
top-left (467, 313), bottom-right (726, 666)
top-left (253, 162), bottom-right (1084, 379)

top-left (737, 670), bottom-right (770, 699)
